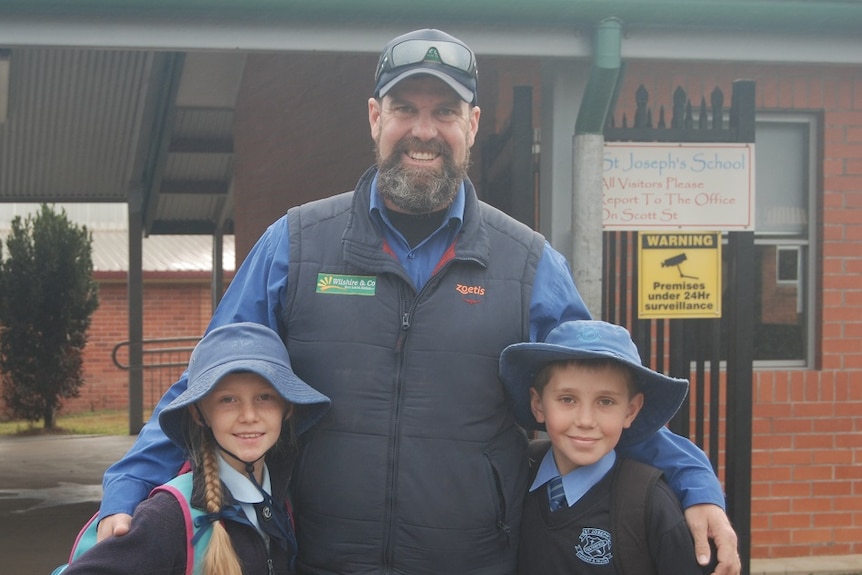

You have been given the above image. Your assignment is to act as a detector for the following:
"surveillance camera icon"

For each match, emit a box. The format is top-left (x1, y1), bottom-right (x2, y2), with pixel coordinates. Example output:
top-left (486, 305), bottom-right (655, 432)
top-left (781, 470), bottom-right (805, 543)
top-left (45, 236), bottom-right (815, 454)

top-left (661, 253), bottom-right (687, 268)
top-left (661, 252), bottom-right (698, 279)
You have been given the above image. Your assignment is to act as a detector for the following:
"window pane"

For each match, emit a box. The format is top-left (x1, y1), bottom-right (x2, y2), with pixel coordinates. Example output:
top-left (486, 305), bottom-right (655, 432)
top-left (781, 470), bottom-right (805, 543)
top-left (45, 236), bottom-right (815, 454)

top-left (752, 244), bottom-right (806, 360)
top-left (755, 122), bottom-right (808, 235)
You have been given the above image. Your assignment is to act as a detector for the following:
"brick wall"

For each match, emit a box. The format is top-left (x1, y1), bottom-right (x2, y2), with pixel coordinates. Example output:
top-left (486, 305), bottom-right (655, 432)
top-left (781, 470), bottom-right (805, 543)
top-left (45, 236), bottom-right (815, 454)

top-left (59, 272), bottom-right (220, 415)
top-left (233, 52), bottom-right (379, 258)
top-left (615, 61), bottom-right (862, 558)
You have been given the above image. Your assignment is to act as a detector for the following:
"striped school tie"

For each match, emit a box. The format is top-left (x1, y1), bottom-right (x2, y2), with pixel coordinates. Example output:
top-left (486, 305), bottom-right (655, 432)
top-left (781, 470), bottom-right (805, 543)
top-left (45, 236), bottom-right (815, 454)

top-left (548, 476), bottom-right (567, 511)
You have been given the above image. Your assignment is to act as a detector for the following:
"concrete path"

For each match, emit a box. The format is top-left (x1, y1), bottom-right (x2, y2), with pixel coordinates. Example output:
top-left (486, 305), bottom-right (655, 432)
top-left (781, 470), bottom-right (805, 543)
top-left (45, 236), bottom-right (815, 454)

top-left (1, 434), bottom-right (860, 575)
top-left (0, 434), bottom-right (136, 575)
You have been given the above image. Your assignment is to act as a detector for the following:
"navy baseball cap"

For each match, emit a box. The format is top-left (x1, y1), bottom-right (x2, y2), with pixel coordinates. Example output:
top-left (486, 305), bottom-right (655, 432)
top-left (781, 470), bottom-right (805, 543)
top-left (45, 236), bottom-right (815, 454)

top-left (159, 322), bottom-right (330, 448)
top-left (499, 320), bottom-right (689, 448)
top-left (374, 28), bottom-right (478, 105)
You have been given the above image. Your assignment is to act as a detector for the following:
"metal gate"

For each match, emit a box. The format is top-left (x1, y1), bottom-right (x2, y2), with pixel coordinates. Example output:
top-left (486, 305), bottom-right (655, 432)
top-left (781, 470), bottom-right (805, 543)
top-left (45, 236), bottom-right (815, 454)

top-left (604, 79), bottom-right (756, 573)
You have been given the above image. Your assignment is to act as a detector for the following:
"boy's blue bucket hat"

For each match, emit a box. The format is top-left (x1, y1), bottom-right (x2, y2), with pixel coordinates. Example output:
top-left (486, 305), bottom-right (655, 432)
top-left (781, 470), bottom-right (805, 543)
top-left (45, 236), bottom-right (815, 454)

top-left (499, 320), bottom-right (688, 448)
top-left (159, 322), bottom-right (330, 448)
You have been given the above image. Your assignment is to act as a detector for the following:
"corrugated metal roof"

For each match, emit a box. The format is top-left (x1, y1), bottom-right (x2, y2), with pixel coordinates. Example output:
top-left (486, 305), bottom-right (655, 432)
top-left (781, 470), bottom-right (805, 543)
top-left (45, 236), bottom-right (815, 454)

top-left (91, 231), bottom-right (235, 273)
top-left (0, 228), bottom-right (235, 273)
top-left (0, 48), bottom-right (240, 236)
top-left (0, 203), bottom-right (235, 272)
top-left (0, 202), bottom-right (127, 230)
top-left (0, 49), bottom-right (155, 201)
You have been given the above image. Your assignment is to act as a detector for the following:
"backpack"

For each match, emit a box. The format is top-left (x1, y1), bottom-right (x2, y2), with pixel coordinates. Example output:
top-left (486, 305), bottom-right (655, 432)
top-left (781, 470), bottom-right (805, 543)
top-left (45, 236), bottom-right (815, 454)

top-left (527, 439), bottom-right (662, 575)
top-left (51, 473), bottom-right (211, 575)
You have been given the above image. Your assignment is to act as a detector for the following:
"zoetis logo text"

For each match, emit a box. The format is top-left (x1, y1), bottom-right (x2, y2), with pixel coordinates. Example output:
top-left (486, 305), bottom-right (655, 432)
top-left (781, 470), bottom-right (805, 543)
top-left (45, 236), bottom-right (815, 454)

top-left (456, 284), bottom-right (485, 296)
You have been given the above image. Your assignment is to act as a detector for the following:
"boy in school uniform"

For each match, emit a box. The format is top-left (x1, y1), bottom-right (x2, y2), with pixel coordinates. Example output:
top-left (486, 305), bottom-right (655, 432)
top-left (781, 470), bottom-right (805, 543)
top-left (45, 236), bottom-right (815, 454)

top-left (500, 320), bottom-right (713, 575)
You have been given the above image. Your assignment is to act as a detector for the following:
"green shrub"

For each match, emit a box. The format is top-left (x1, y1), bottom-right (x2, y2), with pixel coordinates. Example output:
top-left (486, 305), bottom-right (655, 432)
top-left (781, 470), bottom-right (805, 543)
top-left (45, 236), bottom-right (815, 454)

top-left (0, 204), bottom-right (99, 429)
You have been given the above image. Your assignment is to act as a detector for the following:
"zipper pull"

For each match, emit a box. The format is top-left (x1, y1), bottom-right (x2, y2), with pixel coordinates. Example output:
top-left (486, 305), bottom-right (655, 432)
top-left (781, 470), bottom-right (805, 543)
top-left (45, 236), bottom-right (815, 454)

top-left (267, 557), bottom-right (274, 575)
top-left (401, 312), bottom-right (410, 330)
top-left (497, 520), bottom-right (512, 547)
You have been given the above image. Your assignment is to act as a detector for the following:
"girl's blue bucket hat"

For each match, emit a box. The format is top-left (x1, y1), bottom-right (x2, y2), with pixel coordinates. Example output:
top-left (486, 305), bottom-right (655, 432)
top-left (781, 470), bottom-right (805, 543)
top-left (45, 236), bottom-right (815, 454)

top-left (159, 322), bottom-right (330, 448)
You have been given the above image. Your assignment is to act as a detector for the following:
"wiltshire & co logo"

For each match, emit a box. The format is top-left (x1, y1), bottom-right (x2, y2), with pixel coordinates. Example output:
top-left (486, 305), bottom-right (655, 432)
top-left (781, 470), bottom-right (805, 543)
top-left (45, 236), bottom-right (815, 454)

top-left (316, 274), bottom-right (376, 296)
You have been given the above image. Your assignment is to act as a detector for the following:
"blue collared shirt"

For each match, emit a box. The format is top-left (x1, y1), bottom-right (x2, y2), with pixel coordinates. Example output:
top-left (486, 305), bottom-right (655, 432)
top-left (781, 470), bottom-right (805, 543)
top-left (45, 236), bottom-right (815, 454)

top-left (218, 455), bottom-right (269, 537)
top-left (369, 174), bottom-right (465, 291)
top-left (100, 183), bottom-right (724, 519)
top-left (530, 449), bottom-right (616, 509)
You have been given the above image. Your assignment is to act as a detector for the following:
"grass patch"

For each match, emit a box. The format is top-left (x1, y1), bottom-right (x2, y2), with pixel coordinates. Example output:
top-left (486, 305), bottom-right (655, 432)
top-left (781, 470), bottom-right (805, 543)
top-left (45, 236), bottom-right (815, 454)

top-left (0, 409), bottom-right (148, 436)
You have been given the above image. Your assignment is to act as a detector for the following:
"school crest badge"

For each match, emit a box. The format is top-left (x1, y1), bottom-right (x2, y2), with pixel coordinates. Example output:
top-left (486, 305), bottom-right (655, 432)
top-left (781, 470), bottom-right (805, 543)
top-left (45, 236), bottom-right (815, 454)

top-left (575, 527), bottom-right (613, 565)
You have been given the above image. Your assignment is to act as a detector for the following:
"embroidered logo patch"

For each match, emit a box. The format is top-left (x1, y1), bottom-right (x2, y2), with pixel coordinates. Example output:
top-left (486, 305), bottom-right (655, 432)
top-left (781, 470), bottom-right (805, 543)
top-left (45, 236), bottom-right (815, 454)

top-left (575, 322), bottom-right (602, 343)
top-left (575, 527), bottom-right (612, 565)
top-left (316, 274), bottom-right (376, 296)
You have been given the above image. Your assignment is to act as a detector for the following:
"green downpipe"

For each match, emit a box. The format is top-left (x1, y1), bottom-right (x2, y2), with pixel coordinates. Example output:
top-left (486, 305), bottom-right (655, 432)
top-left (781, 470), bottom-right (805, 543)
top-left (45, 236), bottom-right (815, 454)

top-left (575, 17), bottom-right (622, 135)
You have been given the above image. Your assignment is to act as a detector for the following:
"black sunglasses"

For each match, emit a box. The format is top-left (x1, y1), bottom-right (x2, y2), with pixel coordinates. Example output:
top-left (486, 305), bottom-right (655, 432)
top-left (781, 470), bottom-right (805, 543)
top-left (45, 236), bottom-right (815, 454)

top-left (377, 38), bottom-right (477, 80)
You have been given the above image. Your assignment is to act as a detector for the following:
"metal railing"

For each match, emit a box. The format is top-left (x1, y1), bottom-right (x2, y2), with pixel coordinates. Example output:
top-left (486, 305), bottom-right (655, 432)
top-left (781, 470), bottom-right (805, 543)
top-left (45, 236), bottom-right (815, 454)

top-left (112, 336), bottom-right (200, 411)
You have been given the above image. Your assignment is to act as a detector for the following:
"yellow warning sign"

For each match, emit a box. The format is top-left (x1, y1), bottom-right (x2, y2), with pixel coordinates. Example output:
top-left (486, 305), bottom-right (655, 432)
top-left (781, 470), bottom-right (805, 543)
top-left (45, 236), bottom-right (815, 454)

top-left (638, 232), bottom-right (722, 319)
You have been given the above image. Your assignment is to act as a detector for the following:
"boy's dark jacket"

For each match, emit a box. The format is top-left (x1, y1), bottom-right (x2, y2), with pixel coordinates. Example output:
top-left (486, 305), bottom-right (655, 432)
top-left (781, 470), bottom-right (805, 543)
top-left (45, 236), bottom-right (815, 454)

top-left (519, 439), bottom-right (710, 575)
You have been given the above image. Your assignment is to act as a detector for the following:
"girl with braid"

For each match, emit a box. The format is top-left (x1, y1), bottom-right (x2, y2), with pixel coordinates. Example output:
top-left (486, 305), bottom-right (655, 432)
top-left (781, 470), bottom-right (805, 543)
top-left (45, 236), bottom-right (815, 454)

top-left (59, 323), bottom-right (330, 575)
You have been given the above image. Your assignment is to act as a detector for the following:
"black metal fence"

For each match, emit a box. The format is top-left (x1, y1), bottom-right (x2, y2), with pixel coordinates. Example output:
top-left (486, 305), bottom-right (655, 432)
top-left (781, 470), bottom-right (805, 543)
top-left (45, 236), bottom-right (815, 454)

top-left (604, 79), bottom-right (756, 574)
top-left (112, 336), bottom-right (198, 411)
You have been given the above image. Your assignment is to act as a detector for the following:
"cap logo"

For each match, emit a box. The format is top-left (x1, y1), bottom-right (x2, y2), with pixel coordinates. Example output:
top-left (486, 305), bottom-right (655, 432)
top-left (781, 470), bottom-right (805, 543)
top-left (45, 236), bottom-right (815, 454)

top-left (423, 47), bottom-right (443, 64)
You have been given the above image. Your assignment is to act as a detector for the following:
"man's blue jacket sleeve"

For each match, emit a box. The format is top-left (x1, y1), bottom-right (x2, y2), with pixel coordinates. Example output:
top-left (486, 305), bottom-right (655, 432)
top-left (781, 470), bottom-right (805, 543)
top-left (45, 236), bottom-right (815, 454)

top-left (99, 217), bottom-right (291, 518)
top-left (619, 427), bottom-right (725, 509)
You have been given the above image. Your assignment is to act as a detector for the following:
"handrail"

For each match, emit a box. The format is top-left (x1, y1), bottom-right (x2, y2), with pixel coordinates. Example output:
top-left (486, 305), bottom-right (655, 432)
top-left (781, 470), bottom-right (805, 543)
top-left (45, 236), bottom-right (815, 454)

top-left (111, 336), bottom-right (200, 370)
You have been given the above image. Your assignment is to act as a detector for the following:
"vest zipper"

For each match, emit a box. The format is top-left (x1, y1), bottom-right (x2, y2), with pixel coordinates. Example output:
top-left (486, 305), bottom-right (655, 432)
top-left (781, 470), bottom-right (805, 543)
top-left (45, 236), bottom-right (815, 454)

top-left (395, 303), bottom-right (414, 352)
top-left (384, 278), bottom-right (436, 571)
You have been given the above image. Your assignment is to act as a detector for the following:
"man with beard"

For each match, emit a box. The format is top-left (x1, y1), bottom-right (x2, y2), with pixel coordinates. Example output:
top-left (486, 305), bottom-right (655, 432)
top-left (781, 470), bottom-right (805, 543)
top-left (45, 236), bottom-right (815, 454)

top-left (95, 28), bottom-right (740, 575)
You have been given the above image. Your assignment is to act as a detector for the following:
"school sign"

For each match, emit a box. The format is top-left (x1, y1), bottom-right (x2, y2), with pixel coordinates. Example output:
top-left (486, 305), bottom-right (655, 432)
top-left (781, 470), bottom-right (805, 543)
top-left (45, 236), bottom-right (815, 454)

top-left (602, 142), bottom-right (755, 231)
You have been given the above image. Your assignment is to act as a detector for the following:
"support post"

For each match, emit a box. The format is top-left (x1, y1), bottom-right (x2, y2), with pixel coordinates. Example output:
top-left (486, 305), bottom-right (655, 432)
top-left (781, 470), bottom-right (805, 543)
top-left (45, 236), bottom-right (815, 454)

top-left (127, 187), bottom-right (144, 435)
top-left (726, 231), bottom-right (754, 575)
top-left (212, 227), bottom-right (224, 312)
top-left (572, 134), bottom-right (605, 315)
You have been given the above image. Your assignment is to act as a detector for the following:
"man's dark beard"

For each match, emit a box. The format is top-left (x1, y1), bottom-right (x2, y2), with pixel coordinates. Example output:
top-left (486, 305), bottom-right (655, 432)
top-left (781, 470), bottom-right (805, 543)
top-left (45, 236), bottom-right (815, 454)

top-left (376, 138), bottom-right (469, 214)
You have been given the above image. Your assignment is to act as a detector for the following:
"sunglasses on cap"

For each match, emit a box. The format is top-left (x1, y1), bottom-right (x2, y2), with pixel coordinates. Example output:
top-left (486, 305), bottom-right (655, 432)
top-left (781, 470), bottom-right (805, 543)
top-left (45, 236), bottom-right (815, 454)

top-left (376, 38), bottom-right (477, 81)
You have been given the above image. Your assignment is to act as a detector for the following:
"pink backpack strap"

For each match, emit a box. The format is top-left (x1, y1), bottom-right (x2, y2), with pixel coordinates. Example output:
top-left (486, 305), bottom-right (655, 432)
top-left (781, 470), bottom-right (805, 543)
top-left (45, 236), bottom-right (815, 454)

top-left (150, 473), bottom-right (204, 575)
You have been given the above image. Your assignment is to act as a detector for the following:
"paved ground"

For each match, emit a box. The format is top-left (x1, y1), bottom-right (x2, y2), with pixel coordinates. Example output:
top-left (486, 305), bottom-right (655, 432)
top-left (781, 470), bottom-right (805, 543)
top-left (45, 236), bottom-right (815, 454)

top-left (0, 434), bottom-right (136, 575)
top-left (1, 434), bottom-right (860, 575)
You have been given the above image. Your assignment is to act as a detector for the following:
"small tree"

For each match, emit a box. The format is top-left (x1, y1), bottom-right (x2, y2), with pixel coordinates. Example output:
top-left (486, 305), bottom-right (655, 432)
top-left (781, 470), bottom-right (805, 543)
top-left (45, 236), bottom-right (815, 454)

top-left (0, 204), bottom-right (99, 429)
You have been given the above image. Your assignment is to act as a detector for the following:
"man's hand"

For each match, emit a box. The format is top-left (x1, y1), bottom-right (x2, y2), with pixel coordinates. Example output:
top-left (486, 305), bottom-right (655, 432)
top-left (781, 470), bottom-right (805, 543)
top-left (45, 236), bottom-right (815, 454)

top-left (685, 504), bottom-right (741, 575)
top-left (96, 513), bottom-right (133, 542)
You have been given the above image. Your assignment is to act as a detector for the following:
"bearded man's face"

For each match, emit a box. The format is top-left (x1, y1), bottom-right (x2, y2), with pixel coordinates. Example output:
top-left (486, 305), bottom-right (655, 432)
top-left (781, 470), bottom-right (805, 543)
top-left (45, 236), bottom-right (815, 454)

top-left (368, 76), bottom-right (479, 214)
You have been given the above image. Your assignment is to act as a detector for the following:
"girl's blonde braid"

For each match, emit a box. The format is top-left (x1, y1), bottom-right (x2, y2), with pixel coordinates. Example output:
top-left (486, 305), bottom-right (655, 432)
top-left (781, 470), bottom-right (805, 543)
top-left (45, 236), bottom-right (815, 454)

top-left (198, 435), bottom-right (243, 575)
